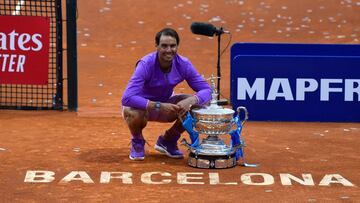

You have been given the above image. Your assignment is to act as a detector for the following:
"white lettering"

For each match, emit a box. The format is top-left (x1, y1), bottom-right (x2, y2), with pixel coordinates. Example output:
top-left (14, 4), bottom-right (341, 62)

top-left (241, 173), bottom-right (274, 185)
top-left (18, 33), bottom-right (31, 51)
top-left (319, 174), bottom-right (354, 187)
top-left (31, 34), bottom-right (43, 51)
top-left (16, 55), bottom-right (25, 72)
top-left (0, 30), bottom-right (43, 51)
top-left (0, 32), bottom-right (6, 50)
top-left (237, 77), bottom-right (359, 102)
top-left (9, 30), bottom-right (19, 50)
top-left (209, 173), bottom-right (238, 185)
top-left (237, 78), bottom-right (265, 100)
top-left (22, 171), bottom-right (356, 187)
top-left (345, 79), bottom-right (360, 101)
top-left (8, 54), bottom-right (16, 72)
top-left (59, 171), bottom-right (94, 184)
top-left (24, 170), bottom-right (55, 183)
top-left (141, 172), bottom-right (171, 184)
top-left (177, 172), bottom-right (204, 185)
top-left (267, 78), bottom-right (294, 100)
top-left (280, 173), bottom-right (315, 186)
top-left (100, 172), bottom-right (133, 184)
top-left (321, 79), bottom-right (343, 101)
top-left (0, 54), bottom-right (26, 73)
top-left (296, 79), bottom-right (318, 101)
top-left (1, 54), bottom-right (9, 72)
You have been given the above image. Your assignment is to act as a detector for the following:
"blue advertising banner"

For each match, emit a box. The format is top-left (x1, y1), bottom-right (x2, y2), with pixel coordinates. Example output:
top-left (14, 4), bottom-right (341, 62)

top-left (230, 43), bottom-right (360, 122)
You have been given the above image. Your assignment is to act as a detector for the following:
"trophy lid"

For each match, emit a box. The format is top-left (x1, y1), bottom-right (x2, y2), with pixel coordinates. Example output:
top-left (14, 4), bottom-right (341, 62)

top-left (192, 75), bottom-right (234, 115)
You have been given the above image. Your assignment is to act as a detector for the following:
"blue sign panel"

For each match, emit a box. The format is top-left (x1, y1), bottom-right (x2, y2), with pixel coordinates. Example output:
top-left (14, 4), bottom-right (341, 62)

top-left (230, 43), bottom-right (360, 122)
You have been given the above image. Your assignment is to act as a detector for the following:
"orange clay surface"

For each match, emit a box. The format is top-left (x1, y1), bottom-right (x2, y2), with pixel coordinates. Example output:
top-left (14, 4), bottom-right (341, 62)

top-left (1, 0), bottom-right (360, 202)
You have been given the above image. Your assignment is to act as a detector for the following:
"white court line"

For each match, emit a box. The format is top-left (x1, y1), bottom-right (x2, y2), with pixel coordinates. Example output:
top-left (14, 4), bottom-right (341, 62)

top-left (12, 0), bottom-right (25, 15)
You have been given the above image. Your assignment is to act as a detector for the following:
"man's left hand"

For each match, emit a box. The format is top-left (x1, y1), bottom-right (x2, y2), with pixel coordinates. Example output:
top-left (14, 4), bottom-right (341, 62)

top-left (177, 96), bottom-right (198, 117)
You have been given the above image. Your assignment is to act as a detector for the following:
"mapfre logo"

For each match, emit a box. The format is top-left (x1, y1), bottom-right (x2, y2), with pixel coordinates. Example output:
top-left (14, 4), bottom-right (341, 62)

top-left (0, 16), bottom-right (50, 85)
top-left (237, 78), bottom-right (360, 102)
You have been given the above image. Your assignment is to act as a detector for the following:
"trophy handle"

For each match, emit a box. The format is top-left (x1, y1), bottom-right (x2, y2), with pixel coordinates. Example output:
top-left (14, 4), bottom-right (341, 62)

top-left (236, 106), bottom-right (248, 126)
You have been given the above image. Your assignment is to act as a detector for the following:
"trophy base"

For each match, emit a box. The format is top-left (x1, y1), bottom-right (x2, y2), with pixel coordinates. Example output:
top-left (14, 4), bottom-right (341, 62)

top-left (187, 152), bottom-right (237, 169)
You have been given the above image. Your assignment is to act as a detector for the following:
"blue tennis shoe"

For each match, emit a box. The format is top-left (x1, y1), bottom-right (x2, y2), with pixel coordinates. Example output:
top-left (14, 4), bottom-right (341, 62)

top-left (155, 135), bottom-right (184, 158)
top-left (129, 138), bottom-right (145, 161)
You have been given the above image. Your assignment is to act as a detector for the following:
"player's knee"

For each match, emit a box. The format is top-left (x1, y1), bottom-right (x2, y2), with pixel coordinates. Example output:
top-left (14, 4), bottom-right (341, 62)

top-left (125, 109), bottom-right (147, 124)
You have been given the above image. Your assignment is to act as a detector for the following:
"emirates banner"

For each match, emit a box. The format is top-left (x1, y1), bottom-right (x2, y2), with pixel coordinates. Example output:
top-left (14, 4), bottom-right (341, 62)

top-left (0, 16), bottom-right (50, 85)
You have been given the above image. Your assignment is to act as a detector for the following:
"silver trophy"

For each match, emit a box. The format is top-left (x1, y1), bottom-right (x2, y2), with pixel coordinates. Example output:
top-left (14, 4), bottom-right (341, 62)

top-left (181, 75), bottom-right (257, 169)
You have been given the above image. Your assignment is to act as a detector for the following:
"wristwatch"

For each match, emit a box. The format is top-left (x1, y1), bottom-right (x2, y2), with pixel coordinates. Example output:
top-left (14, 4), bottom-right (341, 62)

top-left (155, 101), bottom-right (161, 111)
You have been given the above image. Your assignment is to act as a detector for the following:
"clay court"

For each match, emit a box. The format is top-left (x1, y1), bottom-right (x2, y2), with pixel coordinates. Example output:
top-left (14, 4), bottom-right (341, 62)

top-left (1, 0), bottom-right (360, 202)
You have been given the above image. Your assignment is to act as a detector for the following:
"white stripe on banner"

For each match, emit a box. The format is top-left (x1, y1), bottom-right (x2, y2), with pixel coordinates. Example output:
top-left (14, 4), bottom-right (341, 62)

top-left (12, 0), bottom-right (25, 15)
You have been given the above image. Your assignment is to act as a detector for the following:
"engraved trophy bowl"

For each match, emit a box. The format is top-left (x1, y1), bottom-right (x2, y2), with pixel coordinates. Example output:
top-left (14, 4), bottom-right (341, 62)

top-left (192, 105), bottom-right (234, 136)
